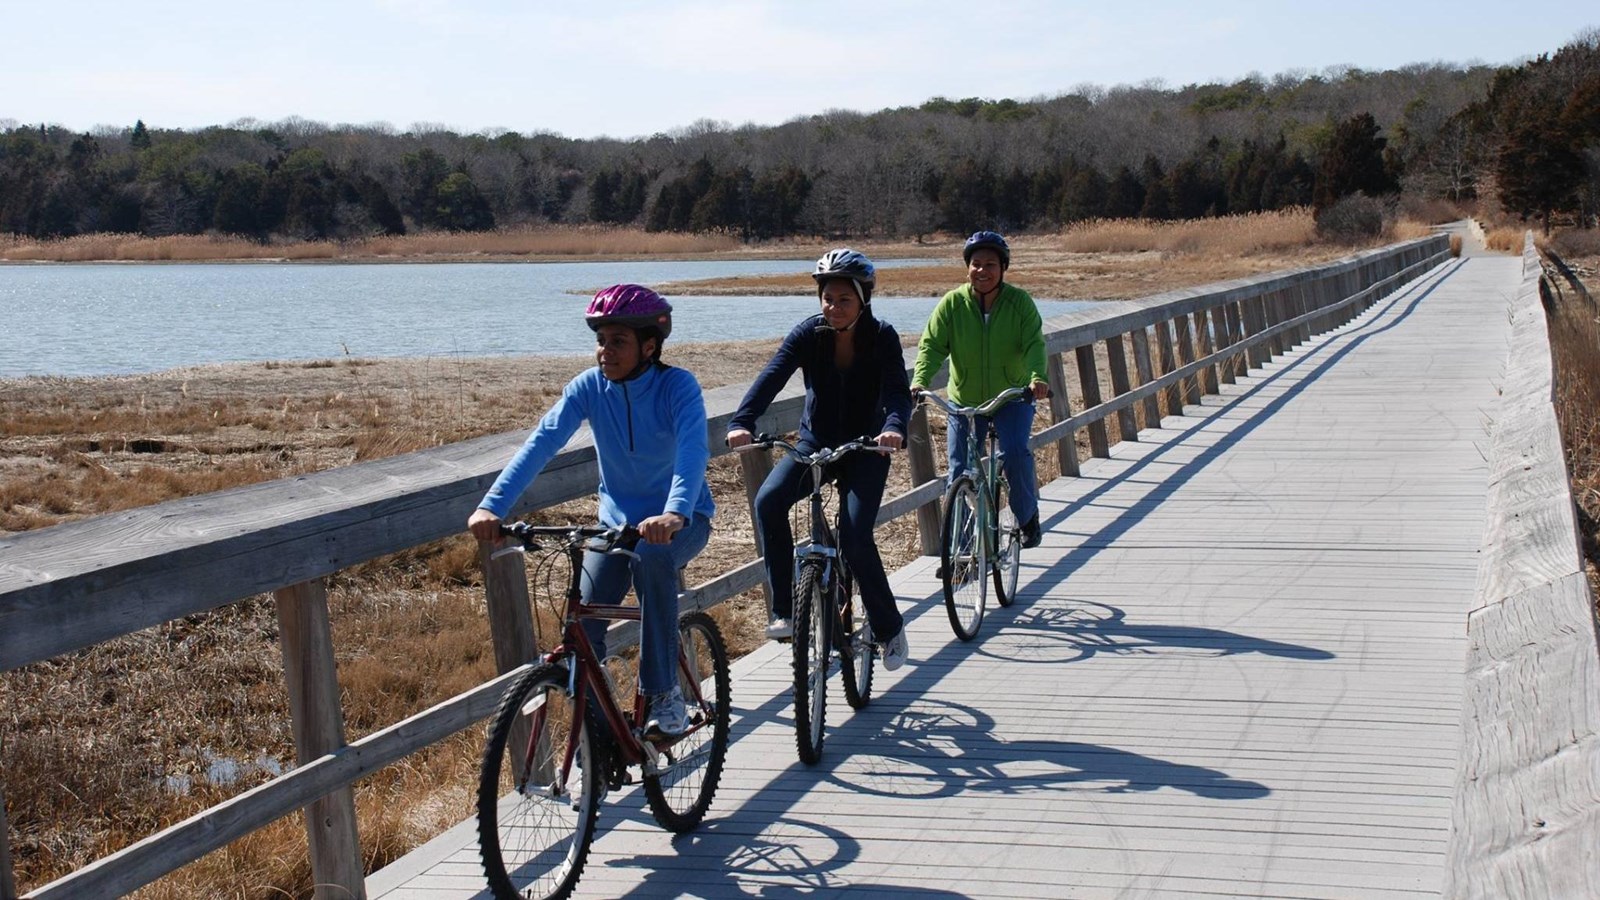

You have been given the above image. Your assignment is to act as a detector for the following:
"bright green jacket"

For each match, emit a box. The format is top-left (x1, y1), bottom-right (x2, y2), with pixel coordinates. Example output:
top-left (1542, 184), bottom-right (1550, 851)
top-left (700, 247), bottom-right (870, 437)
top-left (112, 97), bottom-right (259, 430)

top-left (912, 282), bottom-right (1048, 407)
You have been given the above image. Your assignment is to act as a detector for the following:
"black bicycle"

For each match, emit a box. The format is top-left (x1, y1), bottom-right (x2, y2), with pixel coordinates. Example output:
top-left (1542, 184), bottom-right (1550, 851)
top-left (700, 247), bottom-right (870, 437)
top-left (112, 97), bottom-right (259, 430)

top-left (476, 523), bottom-right (731, 900)
top-left (738, 436), bottom-right (885, 764)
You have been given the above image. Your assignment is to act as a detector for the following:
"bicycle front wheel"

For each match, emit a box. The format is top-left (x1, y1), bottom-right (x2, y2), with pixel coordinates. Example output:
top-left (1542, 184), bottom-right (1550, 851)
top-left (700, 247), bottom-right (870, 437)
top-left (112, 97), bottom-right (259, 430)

top-left (792, 561), bottom-right (830, 764)
top-left (941, 477), bottom-right (987, 641)
top-left (836, 563), bottom-right (874, 710)
top-left (478, 663), bottom-right (599, 900)
top-left (644, 610), bottom-right (731, 832)
top-left (992, 474), bottom-right (1021, 607)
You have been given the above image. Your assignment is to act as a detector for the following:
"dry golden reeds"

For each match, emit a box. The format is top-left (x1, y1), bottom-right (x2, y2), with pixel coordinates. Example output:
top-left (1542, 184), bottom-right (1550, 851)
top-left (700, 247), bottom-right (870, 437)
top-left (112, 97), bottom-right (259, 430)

top-left (1058, 208), bottom-right (1320, 255)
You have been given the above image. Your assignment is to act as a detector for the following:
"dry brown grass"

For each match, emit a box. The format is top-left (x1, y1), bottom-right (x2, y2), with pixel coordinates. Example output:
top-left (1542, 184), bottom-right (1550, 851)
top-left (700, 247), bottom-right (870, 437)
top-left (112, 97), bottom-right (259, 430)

top-left (1547, 258), bottom-right (1600, 602)
top-left (1486, 227), bottom-right (1526, 253)
top-left (1059, 209), bottom-right (1320, 254)
top-left (0, 227), bottom-right (742, 264)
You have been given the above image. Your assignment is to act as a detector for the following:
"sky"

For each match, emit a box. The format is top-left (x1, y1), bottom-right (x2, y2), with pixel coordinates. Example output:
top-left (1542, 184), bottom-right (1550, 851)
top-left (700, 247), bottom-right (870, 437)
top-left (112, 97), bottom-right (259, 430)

top-left (5, 0), bottom-right (1596, 140)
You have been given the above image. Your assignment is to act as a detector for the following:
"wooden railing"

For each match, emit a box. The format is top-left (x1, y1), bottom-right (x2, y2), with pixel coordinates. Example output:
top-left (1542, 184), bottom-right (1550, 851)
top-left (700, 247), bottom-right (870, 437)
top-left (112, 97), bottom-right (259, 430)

top-left (0, 234), bottom-right (1448, 899)
top-left (1443, 234), bottom-right (1600, 898)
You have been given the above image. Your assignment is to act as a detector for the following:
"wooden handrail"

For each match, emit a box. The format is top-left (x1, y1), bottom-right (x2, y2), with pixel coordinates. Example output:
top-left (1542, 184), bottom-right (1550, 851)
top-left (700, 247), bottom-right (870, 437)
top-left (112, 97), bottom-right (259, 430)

top-left (1, 233), bottom-right (1450, 899)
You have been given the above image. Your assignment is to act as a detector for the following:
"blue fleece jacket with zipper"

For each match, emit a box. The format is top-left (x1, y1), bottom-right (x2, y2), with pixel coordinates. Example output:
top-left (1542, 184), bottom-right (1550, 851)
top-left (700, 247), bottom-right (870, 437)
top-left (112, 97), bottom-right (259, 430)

top-left (478, 363), bottom-right (716, 526)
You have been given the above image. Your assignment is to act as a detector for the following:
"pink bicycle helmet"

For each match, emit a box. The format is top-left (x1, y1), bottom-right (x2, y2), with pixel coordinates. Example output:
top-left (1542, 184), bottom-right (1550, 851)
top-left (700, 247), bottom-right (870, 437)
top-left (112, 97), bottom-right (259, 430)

top-left (585, 284), bottom-right (673, 340)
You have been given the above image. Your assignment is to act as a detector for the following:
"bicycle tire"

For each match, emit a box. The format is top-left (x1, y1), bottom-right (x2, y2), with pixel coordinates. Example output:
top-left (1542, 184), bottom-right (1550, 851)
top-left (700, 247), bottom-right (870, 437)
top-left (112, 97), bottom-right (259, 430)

top-left (992, 474), bottom-right (1021, 607)
top-left (940, 476), bottom-right (986, 641)
top-left (792, 561), bottom-right (829, 764)
top-left (643, 610), bottom-right (731, 832)
top-left (836, 562), bottom-right (874, 709)
top-left (478, 663), bottom-right (599, 900)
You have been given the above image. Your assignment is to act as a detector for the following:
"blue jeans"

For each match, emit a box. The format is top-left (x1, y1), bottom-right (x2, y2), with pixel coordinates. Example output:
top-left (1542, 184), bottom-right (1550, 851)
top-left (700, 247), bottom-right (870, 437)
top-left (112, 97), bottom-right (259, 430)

top-left (581, 513), bottom-right (712, 697)
top-left (754, 446), bottom-right (905, 642)
top-left (947, 398), bottom-right (1039, 526)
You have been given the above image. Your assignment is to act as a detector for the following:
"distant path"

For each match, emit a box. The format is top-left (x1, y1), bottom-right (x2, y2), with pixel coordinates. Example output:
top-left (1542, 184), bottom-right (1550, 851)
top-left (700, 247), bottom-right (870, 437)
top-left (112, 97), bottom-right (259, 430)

top-left (371, 253), bottom-right (1515, 898)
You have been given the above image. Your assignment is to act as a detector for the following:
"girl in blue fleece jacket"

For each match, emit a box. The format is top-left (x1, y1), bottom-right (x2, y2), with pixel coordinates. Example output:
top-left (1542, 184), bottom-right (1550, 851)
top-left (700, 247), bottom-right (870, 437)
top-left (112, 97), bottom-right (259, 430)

top-left (468, 284), bottom-right (715, 736)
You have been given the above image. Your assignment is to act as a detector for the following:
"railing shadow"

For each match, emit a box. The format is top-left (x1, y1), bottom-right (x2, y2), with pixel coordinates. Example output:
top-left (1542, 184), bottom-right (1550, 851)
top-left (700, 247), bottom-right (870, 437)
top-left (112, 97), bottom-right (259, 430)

top-left (1028, 258), bottom-right (1462, 584)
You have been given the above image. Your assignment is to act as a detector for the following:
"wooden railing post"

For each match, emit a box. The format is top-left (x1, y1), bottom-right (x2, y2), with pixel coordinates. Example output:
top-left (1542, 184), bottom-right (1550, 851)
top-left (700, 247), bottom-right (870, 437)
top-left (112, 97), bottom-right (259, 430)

top-left (1129, 327), bottom-right (1161, 428)
top-left (1193, 307), bottom-right (1220, 394)
top-left (906, 405), bottom-right (943, 556)
top-left (736, 445), bottom-right (778, 604)
top-left (1074, 344), bottom-right (1110, 458)
top-left (1245, 295), bottom-right (1270, 369)
top-left (1174, 314), bottom-right (1201, 405)
top-left (1045, 351), bottom-right (1079, 477)
top-left (481, 541), bottom-right (537, 674)
top-left (274, 578), bottom-right (366, 900)
top-left (1104, 335), bottom-right (1139, 442)
top-left (1223, 302), bottom-right (1247, 380)
top-left (1155, 319), bottom-right (1182, 416)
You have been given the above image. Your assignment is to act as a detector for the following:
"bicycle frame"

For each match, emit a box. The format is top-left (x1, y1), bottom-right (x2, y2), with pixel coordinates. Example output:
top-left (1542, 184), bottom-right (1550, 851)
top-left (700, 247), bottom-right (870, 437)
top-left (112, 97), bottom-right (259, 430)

top-left (920, 386), bottom-right (1030, 555)
top-left (494, 525), bottom-right (711, 783)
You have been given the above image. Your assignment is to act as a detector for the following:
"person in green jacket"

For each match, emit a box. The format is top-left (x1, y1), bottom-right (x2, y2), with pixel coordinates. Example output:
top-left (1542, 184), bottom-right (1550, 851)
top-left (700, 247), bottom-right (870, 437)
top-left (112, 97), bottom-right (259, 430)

top-left (911, 230), bottom-right (1048, 549)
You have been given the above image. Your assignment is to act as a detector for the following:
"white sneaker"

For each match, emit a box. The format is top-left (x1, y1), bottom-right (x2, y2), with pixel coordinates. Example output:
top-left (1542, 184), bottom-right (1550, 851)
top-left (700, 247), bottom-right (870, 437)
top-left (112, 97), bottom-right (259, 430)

top-left (645, 687), bottom-right (690, 736)
top-left (881, 630), bottom-right (909, 671)
top-left (765, 617), bottom-right (794, 640)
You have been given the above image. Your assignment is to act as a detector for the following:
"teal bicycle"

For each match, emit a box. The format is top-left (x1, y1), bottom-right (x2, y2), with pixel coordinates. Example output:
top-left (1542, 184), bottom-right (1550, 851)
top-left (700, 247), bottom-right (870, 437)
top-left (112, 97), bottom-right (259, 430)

top-left (917, 386), bottom-right (1030, 641)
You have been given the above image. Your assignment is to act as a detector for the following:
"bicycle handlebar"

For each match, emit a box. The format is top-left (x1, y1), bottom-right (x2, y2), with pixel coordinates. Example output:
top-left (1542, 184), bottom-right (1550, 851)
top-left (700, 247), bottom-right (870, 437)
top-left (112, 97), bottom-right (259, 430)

top-left (734, 434), bottom-right (892, 468)
top-left (495, 522), bottom-right (641, 558)
top-left (915, 385), bottom-right (1031, 419)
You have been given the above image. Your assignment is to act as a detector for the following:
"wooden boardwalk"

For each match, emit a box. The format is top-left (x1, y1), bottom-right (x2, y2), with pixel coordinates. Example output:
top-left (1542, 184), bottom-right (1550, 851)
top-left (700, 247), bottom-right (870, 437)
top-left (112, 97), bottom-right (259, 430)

top-left (371, 252), bottom-right (1518, 898)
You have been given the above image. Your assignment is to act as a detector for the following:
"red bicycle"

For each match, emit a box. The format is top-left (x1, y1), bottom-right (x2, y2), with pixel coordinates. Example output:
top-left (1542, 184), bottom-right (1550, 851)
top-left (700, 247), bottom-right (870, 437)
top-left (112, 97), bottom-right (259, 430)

top-left (476, 522), bottom-right (731, 900)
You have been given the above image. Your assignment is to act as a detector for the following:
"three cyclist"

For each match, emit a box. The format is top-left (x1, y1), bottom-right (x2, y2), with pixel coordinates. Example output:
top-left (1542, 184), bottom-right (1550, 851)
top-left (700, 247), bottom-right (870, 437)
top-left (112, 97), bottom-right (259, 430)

top-left (466, 284), bottom-right (716, 736)
top-left (911, 230), bottom-right (1049, 550)
top-left (725, 249), bottom-right (915, 671)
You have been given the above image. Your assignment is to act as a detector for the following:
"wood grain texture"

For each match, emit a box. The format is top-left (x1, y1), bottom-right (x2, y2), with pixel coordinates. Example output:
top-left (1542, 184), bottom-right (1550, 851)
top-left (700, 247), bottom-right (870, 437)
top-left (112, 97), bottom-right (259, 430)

top-left (1444, 233), bottom-right (1600, 900)
top-left (274, 579), bottom-right (365, 900)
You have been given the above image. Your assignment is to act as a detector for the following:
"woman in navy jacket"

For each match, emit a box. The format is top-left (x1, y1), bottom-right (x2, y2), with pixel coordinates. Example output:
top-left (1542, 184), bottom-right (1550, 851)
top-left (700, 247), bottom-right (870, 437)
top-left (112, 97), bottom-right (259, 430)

top-left (726, 250), bottom-right (914, 670)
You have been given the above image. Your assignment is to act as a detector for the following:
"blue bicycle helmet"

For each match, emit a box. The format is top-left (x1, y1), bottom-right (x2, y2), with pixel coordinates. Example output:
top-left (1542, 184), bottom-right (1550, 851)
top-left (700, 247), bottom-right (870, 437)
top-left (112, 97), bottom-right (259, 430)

top-left (962, 230), bottom-right (1011, 268)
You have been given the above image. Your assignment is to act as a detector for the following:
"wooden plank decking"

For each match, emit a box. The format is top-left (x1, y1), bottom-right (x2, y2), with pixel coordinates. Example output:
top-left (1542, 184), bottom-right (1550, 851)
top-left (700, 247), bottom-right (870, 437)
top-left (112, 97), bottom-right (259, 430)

top-left (370, 253), bottom-right (1518, 898)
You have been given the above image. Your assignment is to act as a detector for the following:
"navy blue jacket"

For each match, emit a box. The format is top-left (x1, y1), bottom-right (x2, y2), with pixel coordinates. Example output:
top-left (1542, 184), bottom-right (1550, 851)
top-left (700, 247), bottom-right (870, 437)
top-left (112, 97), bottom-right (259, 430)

top-left (730, 311), bottom-right (913, 449)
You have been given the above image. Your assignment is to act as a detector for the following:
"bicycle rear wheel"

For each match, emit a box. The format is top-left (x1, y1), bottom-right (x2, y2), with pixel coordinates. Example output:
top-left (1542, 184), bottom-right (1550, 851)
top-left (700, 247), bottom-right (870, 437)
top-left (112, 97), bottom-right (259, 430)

top-left (478, 663), bottom-right (599, 900)
top-left (836, 563), bottom-right (874, 710)
top-left (644, 610), bottom-right (731, 832)
top-left (792, 561), bottom-right (830, 764)
top-left (992, 474), bottom-right (1021, 607)
top-left (940, 476), bottom-right (987, 641)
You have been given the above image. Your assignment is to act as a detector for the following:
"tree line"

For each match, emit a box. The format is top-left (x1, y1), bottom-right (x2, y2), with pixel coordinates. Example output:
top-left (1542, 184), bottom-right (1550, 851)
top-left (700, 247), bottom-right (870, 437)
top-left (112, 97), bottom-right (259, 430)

top-left (2, 30), bottom-right (1596, 243)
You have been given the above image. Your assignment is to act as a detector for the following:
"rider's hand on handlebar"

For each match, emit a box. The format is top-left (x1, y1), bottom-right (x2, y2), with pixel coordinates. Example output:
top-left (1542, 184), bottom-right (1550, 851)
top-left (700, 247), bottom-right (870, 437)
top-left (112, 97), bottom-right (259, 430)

top-left (638, 512), bottom-right (686, 545)
top-left (467, 508), bottom-right (503, 543)
top-left (1030, 380), bottom-right (1050, 401)
top-left (725, 428), bottom-right (754, 449)
top-left (874, 431), bottom-right (904, 451)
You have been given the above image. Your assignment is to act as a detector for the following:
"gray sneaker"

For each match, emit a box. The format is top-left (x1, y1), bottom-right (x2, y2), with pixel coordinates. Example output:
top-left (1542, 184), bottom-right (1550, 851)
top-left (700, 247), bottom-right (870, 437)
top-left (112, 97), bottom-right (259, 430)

top-left (645, 686), bottom-right (690, 737)
top-left (881, 629), bottom-right (910, 671)
top-left (765, 617), bottom-right (794, 640)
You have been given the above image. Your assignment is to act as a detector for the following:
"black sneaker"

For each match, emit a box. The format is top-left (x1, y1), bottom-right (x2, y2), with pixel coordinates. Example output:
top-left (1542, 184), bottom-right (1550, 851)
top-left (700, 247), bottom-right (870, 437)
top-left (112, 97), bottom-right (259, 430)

top-left (1022, 514), bottom-right (1042, 549)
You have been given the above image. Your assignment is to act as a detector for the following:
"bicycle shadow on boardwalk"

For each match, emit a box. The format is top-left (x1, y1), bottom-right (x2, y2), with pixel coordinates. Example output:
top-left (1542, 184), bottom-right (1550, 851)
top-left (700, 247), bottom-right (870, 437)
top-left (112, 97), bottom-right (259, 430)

top-left (973, 600), bottom-right (1335, 664)
top-left (822, 697), bottom-right (1270, 803)
top-left (598, 815), bottom-right (974, 898)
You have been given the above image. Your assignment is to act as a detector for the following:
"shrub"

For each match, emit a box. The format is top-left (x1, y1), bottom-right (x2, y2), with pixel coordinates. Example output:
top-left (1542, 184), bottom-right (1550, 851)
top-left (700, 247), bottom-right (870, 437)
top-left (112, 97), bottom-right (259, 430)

top-left (1314, 193), bottom-right (1385, 243)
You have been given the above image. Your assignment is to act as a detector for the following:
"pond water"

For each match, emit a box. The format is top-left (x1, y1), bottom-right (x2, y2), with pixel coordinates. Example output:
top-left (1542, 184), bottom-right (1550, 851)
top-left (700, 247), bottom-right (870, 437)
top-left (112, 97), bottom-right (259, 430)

top-left (0, 259), bottom-right (1096, 378)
